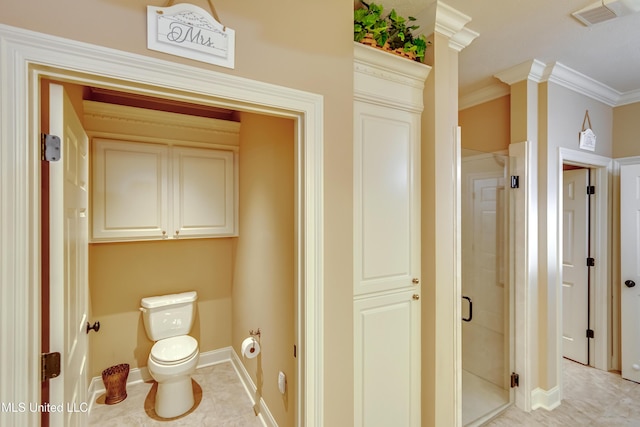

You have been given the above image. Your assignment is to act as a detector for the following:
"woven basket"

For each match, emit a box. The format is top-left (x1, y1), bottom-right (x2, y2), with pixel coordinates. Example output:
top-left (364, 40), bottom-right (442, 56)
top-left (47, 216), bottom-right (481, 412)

top-left (102, 363), bottom-right (129, 404)
top-left (360, 34), bottom-right (417, 61)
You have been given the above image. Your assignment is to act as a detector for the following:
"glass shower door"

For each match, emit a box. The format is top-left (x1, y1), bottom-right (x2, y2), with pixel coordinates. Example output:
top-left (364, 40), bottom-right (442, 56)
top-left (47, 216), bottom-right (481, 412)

top-left (461, 149), bottom-right (514, 426)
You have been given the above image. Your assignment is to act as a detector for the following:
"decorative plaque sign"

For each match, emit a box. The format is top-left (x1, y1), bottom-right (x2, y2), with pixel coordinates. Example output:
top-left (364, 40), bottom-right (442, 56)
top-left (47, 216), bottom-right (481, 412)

top-left (147, 3), bottom-right (235, 69)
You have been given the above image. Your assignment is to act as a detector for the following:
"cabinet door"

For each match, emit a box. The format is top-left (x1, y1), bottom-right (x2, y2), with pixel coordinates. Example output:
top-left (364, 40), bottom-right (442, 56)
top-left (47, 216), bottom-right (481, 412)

top-left (92, 139), bottom-right (169, 240)
top-left (354, 290), bottom-right (421, 427)
top-left (354, 102), bottom-right (420, 295)
top-left (172, 146), bottom-right (236, 237)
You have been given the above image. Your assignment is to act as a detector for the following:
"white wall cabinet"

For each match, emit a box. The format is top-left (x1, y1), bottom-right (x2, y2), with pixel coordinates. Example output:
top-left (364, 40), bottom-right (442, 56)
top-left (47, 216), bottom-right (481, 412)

top-left (91, 139), bottom-right (237, 241)
top-left (84, 100), bottom-right (241, 243)
top-left (353, 43), bottom-right (431, 427)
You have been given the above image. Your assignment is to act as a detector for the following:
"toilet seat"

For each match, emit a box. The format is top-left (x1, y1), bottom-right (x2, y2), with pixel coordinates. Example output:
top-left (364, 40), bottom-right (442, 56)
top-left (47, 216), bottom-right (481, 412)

top-left (150, 336), bottom-right (198, 365)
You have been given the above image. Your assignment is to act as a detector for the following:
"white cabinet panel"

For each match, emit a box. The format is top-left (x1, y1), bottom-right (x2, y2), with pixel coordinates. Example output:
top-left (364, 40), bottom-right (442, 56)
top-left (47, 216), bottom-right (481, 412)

top-left (91, 139), bottom-right (236, 242)
top-left (354, 290), bottom-right (420, 427)
top-left (173, 147), bottom-right (236, 237)
top-left (92, 139), bottom-right (169, 240)
top-left (354, 103), bottom-right (419, 295)
top-left (353, 43), bottom-right (430, 427)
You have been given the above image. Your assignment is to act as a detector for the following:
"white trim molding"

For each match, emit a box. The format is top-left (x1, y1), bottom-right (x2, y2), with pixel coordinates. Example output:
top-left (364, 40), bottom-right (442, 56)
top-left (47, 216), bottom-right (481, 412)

top-left (435, 1), bottom-right (479, 52)
top-left (463, 59), bottom-right (640, 110)
top-left (0, 23), bottom-right (323, 427)
top-left (488, 59), bottom-right (640, 108)
top-left (459, 83), bottom-right (510, 110)
top-left (509, 141), bottom-right (538, 413)
top-left (557, 148), bottom-right (613, 407)
top-left (531, 386), bottom-right (561, 411)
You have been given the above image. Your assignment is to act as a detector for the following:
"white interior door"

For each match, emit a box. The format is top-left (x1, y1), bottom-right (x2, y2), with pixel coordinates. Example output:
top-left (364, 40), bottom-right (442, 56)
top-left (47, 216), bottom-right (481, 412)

top-left (562, 169), bottom-right (589, 365)
top-left (621, 163), bottom-right (640, 383)
top-left (49, 83), bottom-right (90, 426)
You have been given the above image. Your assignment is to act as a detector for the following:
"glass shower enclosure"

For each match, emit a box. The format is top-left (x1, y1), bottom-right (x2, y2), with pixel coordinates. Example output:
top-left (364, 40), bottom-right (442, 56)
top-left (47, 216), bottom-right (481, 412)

top-left (461, 148), bottom-right (515, 426)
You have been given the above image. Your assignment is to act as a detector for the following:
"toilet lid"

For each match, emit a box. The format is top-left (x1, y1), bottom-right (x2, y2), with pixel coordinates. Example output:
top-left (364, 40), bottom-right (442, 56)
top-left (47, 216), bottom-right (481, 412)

top-left (150, 336), bottom-right (198, 364)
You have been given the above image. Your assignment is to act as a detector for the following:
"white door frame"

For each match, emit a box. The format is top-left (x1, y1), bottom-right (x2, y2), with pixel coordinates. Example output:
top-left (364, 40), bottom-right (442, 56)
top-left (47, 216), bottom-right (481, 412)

top-left (0, 24), bottom-right (324, 427)
top-left (613, 155), bottom-right (640, 375)
top-left (557, 148), bottom-right (612, 392)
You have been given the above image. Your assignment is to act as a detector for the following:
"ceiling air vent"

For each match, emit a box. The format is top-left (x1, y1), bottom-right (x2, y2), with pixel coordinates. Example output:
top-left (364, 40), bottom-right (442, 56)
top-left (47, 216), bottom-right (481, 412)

top-left (573, 0), bottom-right (640, 26)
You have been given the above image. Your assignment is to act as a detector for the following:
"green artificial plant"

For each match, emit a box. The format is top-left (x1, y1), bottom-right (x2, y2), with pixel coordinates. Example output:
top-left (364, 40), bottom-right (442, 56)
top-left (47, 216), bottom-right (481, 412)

top-left (354, 1), bottom-right (429, 63)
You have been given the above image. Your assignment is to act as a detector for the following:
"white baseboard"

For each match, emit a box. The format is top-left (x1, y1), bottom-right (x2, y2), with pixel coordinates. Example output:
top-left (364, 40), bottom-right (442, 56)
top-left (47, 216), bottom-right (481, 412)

top-left (531, 386), bottom-right (561, 411)
top-left (88, 346), bottom-right (276, 426)
top-left (230, 349), bottom-right (278, 427)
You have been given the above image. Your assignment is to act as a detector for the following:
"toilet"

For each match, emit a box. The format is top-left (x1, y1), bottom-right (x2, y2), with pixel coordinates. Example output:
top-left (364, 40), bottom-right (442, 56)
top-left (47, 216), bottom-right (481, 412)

top-left (140, 291), bottom-right (199, 418)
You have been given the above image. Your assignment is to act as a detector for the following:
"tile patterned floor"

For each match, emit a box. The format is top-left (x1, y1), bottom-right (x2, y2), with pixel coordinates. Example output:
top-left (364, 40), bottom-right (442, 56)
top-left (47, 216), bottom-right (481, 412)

top-left (89, 362), bottom-right (265, 426)
top-left (484, 358), bottom-right (640, 426)
top-left (90, 358), bottom-right (640, 426)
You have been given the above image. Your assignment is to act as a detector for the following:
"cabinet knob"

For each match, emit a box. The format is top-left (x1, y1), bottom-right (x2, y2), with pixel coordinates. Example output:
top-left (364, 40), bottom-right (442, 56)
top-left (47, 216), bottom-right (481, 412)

top-left (412, 278), bottom-right (420, 285)
top-left (412, 294), bottom-right (420, 300)
top-left (162, 230), bottom-right (167, 239)
top-left (175, 230), bottom-right (180, 238)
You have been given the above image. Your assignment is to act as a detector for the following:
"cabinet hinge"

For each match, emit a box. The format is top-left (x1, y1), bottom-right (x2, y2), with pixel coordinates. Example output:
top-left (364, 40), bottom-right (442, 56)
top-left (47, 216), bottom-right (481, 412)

top-left (587, 257), bottom-right (595, 267)
top-left (41, 133), bottom-right (61, 162)
top-left (586, 329), bottom-right (595, 339)
top-left (41, 352), bottom-right (61, 382)
top-left (587, 185), bottom-right (595, 195)
top-left (510, 372), bottom-right (519, 388)
top-left (510, 176), bottom-right (520, 189)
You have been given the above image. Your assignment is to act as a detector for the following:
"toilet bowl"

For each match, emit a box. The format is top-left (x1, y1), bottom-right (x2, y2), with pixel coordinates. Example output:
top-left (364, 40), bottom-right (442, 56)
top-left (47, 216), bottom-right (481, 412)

top-left (140, 291), bottom-right (199, 419)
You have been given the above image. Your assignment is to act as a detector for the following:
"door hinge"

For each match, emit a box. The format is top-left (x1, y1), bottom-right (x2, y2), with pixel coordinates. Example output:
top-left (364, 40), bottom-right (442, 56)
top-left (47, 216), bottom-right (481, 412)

top-left (41, 133), bottom-right (61, 162)
top-left (587, 257), bottom-right (595, 267)
top-left (510, 372), bottom-right (519, 388)
top-left (586, 329), bottom-right (595, 339)
top-left (587, 185), bottom-right (595, 195)
top-left (41, 352), bottom-right (61, 382)
top-left (293, 345), bottom-right (297, 358)
top-left (510, 176), bottom-right (520, 189)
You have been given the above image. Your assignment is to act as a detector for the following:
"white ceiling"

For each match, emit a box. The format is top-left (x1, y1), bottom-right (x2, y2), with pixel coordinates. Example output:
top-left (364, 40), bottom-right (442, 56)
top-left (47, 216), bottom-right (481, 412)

top-left (371, 0), bottom-right (640, 105)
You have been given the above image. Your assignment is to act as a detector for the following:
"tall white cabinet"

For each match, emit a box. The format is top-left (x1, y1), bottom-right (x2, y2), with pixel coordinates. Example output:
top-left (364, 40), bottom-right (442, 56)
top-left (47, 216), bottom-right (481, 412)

top-left (353, 43), bottom-right (431, 427)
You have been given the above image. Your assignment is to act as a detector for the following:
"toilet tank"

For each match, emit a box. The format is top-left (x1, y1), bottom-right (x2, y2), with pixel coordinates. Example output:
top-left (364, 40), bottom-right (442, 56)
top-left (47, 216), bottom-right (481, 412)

top-left (140, 291), bottom-right (197, 341)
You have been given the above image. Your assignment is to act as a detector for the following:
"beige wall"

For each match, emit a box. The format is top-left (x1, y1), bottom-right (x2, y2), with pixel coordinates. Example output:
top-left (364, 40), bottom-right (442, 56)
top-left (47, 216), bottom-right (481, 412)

top-left (459, 95), bottom-right (511, 153)
top-left (613, 102), bottom-right (640, 158)
top-left (3, 0), bottom-right (354, 422)
top-left (232, 112), bottom-right (295, 427)
top-left (89, 239), bottom-right (235, 376)
top-left (81, 103), bottom-right (295, 426)
top-left (421, 31), bottom-right (458, 427)
top-left (539, 82), bottom-right (613, 389)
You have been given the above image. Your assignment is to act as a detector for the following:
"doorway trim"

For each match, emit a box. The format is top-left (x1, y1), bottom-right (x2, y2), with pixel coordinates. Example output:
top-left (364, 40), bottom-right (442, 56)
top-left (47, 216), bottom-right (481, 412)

top-left (0, 24), bottom-right (324, 426)
top-left (557, 148), bottom-right (611, 394)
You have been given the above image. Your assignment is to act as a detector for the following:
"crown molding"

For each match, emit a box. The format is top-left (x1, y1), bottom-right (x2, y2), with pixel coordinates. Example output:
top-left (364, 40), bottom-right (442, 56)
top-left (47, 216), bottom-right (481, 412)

top-left (459, 83), bottom-right (510, 110)
top-left (544, 62), bottom-right (618, 106)
top-left (449, 27), bottom-right (480, 53)
top-left (494, 59), bottom-right (547, 85)
top-left (617, 89), bottom-right (640, 106)
top-left (354, 42), bottom-right (432, 112)
top-left (435, 1), bottom-right (478, 52)
top-left (492, 59), bottom-right (640, 107)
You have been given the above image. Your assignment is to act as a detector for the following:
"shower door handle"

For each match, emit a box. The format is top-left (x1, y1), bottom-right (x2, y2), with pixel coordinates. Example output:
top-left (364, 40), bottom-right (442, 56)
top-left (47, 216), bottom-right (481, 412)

top-left (462, 296), bottom-right (472, 322)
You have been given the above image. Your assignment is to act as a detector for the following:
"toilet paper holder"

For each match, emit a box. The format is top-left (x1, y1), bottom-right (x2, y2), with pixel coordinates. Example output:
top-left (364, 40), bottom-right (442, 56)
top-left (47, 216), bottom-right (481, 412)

top-left (249, 328), bottom-right (261, 338)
